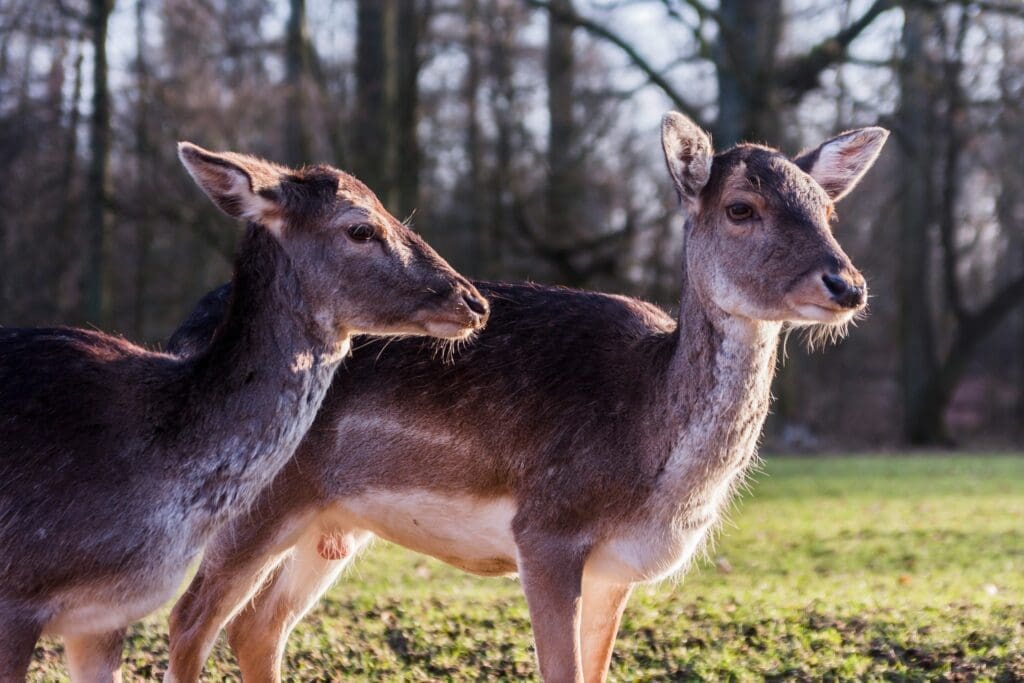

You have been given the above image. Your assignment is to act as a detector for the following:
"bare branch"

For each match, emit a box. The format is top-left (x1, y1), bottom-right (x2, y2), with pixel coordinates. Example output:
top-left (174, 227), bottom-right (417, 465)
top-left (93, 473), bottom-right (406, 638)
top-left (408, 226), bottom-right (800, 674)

top-left (960, 1), bottom-right (1024, 17)
top-left (776, 0), bottom-right (897, 102)
top-left (54, 0), bottom-right (87, 23)
top-left (524, 0), bottom-right (708, 128)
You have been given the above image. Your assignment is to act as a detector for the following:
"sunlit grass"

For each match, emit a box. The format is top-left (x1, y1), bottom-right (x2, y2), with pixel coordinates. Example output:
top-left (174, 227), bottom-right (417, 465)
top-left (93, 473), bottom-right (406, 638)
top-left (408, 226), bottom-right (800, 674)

top-left (30, 455), bottom-right (1024, 681)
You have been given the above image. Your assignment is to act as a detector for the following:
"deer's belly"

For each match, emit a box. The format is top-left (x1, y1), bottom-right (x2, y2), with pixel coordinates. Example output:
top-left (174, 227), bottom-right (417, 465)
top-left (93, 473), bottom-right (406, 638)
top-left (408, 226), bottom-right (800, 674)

top-left (586, 519), bottom-right (713, 584)
top-left (45, 566), bottom-right (188, 636)
top-left (338, 490), bottom-right (519, 576)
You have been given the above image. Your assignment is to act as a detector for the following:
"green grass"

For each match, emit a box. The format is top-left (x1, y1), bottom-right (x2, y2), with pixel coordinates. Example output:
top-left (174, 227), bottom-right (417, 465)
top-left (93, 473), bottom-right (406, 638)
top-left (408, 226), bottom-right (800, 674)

top-left (30, 455), bottom-right (1024, 681)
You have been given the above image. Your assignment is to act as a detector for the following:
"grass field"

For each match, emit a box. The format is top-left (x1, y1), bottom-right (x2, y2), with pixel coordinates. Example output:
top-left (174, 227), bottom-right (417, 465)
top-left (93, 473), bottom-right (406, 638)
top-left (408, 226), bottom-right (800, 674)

top-left (30, 455), bottom-right (1024, 681)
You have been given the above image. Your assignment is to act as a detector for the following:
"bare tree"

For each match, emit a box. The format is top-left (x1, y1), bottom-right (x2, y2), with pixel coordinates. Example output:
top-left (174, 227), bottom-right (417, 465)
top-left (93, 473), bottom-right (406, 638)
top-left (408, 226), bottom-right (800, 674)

top-left (353, 0), bottom-right (387, 193)
top-left (386, 0), bottom-right (426, 219)
top-left (83, 0), bottom-right (113, 326)
top-left (284, 0), bottom-right (313, 166)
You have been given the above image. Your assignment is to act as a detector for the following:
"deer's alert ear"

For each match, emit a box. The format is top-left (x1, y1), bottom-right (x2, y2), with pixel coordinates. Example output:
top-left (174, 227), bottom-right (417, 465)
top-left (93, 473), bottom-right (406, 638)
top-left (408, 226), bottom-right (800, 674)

top-left (661, 112), bottom-right (713, 209)
top-left (794, 127), bottom-right (889, 201)
top-left (178, 142), bottom-right (286, 234)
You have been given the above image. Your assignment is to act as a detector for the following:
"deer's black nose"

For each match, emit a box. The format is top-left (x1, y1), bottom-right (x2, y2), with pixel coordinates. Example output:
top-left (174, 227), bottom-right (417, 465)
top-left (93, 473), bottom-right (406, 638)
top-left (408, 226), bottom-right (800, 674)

top-left (463, 293), bottom-right (488, 316)
top-left (822, 273), bottom-right (865, 309)
top-left (460, 291), bottom-right (489, 324)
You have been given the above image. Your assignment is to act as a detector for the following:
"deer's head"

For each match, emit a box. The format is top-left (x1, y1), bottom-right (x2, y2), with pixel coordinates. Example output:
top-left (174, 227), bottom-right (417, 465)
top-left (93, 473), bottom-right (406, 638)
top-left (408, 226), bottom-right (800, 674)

top-left (661, 112), bottom-right (887, 332)
top-left (178, 143), bottom-right (488, 341)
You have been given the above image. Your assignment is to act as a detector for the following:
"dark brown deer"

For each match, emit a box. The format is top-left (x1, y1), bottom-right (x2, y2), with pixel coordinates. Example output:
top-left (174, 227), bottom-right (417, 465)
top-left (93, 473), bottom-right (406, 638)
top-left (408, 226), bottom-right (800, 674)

top-left (0, 144), bottom-right (487, 682)
top-left (165, 113), bottom-right (887, 683)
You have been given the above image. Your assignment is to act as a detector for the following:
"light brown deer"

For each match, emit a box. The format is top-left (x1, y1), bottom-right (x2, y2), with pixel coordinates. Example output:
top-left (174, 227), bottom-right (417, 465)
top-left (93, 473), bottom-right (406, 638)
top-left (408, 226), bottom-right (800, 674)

top-left (165, 113), bottom-right (887, 683)
top-left (0, 144), bottom-right (486, 682)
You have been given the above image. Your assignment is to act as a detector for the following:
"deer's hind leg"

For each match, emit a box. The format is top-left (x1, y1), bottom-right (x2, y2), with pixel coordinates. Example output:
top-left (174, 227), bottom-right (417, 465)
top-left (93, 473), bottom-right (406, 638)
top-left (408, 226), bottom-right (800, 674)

top-left (65, 628), bottom-right (125, 683)
top-left (225, 523), bottom-right (371, 683)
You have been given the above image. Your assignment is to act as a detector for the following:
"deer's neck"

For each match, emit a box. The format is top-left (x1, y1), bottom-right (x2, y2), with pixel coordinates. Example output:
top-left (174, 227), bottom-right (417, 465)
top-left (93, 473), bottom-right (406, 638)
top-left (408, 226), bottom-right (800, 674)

top-left (175, 225), bottom-right (346, 527)
top-left (657, 273), bottom-right (780, 519)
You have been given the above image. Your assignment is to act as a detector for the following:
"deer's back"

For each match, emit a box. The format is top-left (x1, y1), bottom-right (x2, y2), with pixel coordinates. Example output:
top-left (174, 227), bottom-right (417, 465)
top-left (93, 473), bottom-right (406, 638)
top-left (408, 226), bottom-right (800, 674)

top-left (0, 328), bottom-right (189, 595)
top-left (277, 282), bottom-right (679, 530)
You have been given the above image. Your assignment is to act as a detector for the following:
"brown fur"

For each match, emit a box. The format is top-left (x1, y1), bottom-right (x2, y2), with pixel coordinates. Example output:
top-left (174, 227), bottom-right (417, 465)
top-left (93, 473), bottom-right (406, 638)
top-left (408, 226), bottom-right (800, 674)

top-left (0, 144), bottom-right (484, 681)
top-left (165, 114), bottom-right (888, 682)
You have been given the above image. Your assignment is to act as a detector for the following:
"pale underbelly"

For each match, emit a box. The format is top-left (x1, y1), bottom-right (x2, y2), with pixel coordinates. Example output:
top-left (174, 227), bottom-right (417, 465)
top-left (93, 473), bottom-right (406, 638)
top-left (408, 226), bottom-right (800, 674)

top-left (331, 490), bottom-right (709, 584)
top-left (334, 490), bottom-right (520, 576)
top-left (45, 566), bottom-right (188, 637)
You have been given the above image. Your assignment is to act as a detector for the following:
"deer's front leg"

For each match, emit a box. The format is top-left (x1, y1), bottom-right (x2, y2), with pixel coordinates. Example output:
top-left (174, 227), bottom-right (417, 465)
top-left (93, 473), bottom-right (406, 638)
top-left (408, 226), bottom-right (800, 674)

top-left (0, 609), bottom-right (42, 683)
top-left (580, 576), bottom-right (632, 683)
top-left (517, 538), bottom-right (586, 683)
top-left (65, 628), bottom-right (125, 683)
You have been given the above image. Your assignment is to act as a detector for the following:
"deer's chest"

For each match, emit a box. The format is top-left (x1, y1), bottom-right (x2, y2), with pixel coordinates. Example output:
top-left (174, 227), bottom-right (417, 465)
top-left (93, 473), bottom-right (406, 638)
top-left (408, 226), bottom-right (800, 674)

top-left (585, 458), bottom-right (749, 584)
top-left (586, 517), bottom-right (714, 584)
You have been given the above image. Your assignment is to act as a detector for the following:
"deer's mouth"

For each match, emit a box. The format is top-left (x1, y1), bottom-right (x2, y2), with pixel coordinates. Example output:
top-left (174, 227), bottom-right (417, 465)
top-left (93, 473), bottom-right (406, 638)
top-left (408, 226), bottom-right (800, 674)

top-left (421, 317), bottom-right (481, 339)
top-left (785, 298), bottom-right (860, 324)
top-left (414, 289), bottom-right (489, 339)
top-left (414, 305), bottom-right (487, 339)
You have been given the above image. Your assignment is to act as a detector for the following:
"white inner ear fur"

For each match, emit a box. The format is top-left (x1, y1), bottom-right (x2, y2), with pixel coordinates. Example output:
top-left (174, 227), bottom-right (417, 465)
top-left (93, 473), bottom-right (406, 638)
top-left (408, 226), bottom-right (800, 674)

top-left (178, 143), bottom-right (285, 236)
top-left (661, 113), bottom-right (713, 205)
top-left (223, 169), bottom-right (284, 236)
top-left (805, 128), bottom-right (888, 201)
top-left (665, 138), bottom-right (712, 195)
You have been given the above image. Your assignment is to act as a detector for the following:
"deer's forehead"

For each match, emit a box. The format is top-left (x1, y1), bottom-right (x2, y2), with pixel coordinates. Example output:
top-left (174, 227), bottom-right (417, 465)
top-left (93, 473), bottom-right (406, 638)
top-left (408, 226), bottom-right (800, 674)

top-left (333, 176), bottom-right (390, 219)
top-left (336, 174), bottom-right (380, 203)
top-left (714, 149), bottom-right (831, 216)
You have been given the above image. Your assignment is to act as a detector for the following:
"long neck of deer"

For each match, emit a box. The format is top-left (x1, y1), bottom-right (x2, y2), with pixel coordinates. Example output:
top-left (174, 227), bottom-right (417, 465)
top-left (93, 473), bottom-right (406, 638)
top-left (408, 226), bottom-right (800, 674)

top-left (658, 265), bottom-right (780, 518)
top-left (175, 225), bottom-right (346, 527)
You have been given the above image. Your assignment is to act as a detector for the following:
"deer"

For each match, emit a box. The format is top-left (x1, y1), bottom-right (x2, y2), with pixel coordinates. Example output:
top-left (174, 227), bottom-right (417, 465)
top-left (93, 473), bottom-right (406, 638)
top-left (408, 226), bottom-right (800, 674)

top-left (164, 112), bottom-right (888, 683)
top-left (0, 143), bottom-right (487, 682)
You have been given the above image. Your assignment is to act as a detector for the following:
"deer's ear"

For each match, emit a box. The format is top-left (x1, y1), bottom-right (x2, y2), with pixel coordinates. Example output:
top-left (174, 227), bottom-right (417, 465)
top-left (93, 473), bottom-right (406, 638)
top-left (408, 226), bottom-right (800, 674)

top-left (661, 112), bottom-right (713, 208)
top-left (795, 127), bottom-right (889, 201)
top-left (177, 142), bottom-right (285, 233)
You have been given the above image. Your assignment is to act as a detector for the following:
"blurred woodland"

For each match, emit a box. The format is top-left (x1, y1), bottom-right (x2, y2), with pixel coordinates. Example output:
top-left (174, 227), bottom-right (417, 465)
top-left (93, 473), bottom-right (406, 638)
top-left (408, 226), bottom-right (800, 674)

top-left (0, 0), bottom-right (1022, 447)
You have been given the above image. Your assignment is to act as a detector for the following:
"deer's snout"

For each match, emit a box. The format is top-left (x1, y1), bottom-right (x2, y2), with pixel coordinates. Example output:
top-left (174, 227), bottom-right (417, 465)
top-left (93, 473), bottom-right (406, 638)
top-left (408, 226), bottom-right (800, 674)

top-left (460, 288), bottom-right (490, 325)
top-left (822, 271), bottom-right (866, 309)
top-left (415, 278), bottom-right (489, 339)
top-left (460, 286), bottom-right (487, 321)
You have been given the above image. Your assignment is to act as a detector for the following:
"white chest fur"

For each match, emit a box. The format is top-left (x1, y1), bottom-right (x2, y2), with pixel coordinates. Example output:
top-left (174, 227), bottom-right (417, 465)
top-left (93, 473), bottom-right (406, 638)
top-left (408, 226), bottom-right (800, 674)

top-left (586, 518), bottom-right (714, 584)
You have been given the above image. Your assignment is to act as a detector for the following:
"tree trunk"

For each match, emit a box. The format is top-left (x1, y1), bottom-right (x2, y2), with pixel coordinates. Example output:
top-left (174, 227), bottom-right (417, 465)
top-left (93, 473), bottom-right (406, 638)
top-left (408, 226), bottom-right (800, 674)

top-left (353, 0), bottom-right (387, 193)
top-left (486, 0), bottom-right (517, 277)
top-left (54, 46), bottom-right (84, 319)
top-left (1018, 263), bottom-right (1024, 439)
top-left (897, 7), bottom-right (941, 444)
top-left (385, 0), bottom-right (422, 219)
top-left (133, 0), bottom-right (153, 339)
top-left (713, 0), bottom-right (783, 146)
top-left (545, 0), bottom-right (580, 282)
top-left (84, 0), bottom-right (115, 326)
top-left (462, 0), bottom-right (485, 273)
top-left (284, 0), bottom-right (312, 166)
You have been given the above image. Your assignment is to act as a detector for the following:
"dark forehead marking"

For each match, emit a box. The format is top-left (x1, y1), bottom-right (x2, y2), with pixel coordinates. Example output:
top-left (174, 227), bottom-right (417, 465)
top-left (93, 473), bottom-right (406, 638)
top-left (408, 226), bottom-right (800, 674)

top-left (289, 165), bottom-right (340, 198)
top-left (276, 164), bottom-right (389, 222)
top-left (701, 144), bottom-right (831, 225)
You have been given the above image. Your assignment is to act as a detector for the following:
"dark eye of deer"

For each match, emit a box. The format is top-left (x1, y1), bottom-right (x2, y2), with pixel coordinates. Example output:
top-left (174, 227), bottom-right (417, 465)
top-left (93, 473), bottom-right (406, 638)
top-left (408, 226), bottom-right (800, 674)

top-left (347, 223), bottom-right (375, 242)
top-left (726, 203), bottom-right (755, 222)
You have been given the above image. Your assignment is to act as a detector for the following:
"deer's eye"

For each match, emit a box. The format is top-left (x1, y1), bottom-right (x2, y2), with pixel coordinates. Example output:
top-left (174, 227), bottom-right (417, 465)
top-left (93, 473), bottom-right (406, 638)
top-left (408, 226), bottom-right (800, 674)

top-left (726, 203), bottom-right (755, 222)
top-left (346, 223), bottom-right (376, 242)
